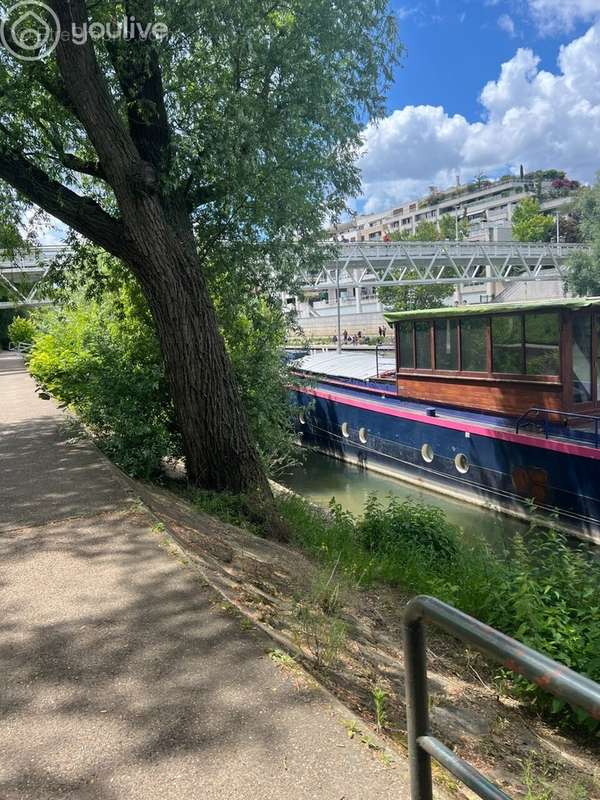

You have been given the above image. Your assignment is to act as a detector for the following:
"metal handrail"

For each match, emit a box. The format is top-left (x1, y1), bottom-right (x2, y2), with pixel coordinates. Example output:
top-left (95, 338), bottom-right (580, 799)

top-left (8, 341), bottom-right (32, 354)
top-left (403, 596), bottom-right (600, 800)
top-left (515, 406), bottom-right (600, 447)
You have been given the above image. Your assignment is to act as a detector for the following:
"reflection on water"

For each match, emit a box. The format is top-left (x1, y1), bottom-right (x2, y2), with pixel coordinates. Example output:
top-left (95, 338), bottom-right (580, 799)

top-left (282, 449), bottom-right (530, 551)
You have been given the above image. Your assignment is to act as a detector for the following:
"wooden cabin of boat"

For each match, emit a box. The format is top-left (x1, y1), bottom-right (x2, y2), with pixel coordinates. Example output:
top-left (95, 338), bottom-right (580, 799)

top-left (385, 298), bottom-right (600, 417)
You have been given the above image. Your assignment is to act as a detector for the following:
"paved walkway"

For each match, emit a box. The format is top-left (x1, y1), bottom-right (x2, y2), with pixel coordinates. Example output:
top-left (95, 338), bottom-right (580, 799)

top-left (0, 352), bottom-right (409, 800)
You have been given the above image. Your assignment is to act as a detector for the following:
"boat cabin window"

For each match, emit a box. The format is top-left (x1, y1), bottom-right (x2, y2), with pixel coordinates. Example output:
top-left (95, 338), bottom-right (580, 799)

top-left (572, 314), bottom-right (592, 403)
top-left (398, 321), bottom-right (414, 368)
top-left (460, 317), bottom-right (487, 372)
top-left (492, 315), bottom-right (523, 374)
top-left (525, 312), bottom-right (560, 376)
top-left (396, 310), bottom-right (562, 378)
top-left (415, 322), bottom-right (432, 369)
top-left (491, 312), bottom-right (560, 376)
top-left (435, 319), bottom-right (458, 371)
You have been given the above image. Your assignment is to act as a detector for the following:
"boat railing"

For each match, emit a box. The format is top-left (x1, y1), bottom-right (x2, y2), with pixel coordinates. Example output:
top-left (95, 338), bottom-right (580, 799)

top-left (375, 343), bottom-right (395, 378)
top-left (515, 406), bottom-right (600, 448)
top-left (404, 596), bottom-right (600, 800)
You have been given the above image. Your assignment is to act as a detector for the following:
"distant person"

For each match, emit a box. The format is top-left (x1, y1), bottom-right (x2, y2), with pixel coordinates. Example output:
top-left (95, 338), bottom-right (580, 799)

top-left (343, 329), bottom-right (348, 341)
top-left (332, 334), bottom-right (338, 343)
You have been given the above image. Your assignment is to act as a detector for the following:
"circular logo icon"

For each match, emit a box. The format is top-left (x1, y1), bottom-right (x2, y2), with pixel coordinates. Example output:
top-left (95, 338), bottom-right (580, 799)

top-left (0, 1), bottom-right (60, 61)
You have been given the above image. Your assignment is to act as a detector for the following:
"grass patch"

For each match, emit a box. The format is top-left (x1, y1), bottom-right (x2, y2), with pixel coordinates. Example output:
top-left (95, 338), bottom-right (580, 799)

top-left (188, 486), bottom-right (600, 736)
top-left (191, 490), bottom-right (267, 537)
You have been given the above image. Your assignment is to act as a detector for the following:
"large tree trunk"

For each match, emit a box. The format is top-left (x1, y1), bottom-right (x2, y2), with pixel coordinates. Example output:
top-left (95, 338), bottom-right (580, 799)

top-left (119, 198), bottom-right (286, 527)
top-left (134, 239), bottom-right (269, 495)
top-left (124, 204), bottom-right (292, 540)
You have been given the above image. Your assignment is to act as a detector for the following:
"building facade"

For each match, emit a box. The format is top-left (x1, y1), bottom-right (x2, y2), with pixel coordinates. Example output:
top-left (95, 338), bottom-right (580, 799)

top-left (332, 173), bottom-right (578, 244)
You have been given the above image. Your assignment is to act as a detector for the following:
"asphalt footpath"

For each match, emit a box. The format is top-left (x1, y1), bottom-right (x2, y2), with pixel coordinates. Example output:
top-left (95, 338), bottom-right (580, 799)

top-left (0, 351), bottom-right (410, 800)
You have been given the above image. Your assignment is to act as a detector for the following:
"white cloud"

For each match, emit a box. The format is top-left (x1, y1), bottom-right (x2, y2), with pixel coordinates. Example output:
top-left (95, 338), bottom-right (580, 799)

top-left (497, 13), bottom-right (516, 36)
top-left (359, 23), bottom-right (600, 212)
top-left (358, 107), bottom-right (472, 211)
top-left (528, 0), bottom-right (600, 33)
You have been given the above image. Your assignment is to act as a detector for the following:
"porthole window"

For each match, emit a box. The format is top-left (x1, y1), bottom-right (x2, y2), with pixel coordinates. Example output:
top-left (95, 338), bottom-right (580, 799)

top-left (299, 409), bottom-right (306, 425)
top-left (359, 427), bottom-right (368, 444)
top-left (341, 422), bottom-right (350, 439)
top-left (421, 444), bottom-right (434, 463)
top-left (455, 453), bottom-right (470, 474)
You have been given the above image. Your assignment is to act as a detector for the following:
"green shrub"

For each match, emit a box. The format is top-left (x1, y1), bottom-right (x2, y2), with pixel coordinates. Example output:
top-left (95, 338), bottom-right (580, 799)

top-left (490, 527), bottom-right (600, 732)
top-left (357, 494), bottom-right (459, 562)
top-left (191, 490), bottom-right (269, 537)
top-left (29, 287), bottom-right (179, 479)
top-left (7, 315), bottom-right (36, 345)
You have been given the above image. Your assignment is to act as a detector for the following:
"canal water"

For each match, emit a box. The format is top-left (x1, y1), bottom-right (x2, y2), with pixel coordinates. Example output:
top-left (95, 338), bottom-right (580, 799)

top-left (282, 449), bottom-right (530, 551)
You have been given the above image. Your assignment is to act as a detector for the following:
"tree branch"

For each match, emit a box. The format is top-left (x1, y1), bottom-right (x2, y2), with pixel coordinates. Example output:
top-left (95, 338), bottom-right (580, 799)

top-left (0, 145), bottom-right (129, 261)
top-left (31, 118), bottom-right (107, 181)
top-left (105, 0), bottom-right (171, 172)
top-left (58, 153), bottom-right (106, 180)
top-left (49, 0), bottom-right (153, 194)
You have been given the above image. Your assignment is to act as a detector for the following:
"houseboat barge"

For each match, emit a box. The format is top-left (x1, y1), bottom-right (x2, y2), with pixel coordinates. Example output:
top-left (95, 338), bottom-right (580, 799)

top-left (291, 298), bottom-right (600, 543)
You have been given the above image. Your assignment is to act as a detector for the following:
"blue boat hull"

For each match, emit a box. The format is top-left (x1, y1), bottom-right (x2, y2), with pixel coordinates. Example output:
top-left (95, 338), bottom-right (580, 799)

top-left (292, 383), bottom-right (600, 544)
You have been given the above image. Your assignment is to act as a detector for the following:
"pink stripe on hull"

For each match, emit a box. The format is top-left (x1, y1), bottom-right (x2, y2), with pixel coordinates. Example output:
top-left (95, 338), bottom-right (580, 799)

top-left (301, 386), bottom-right (600, 462)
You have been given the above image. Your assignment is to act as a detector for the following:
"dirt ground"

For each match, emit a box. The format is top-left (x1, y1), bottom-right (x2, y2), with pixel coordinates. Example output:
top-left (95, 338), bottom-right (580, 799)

top-left (134, 480), bottom-right (599, 800)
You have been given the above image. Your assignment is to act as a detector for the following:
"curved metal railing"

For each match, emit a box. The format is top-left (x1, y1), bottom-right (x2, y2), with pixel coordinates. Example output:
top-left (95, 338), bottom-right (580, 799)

top-left (403, 596), bottom-right (600, 800)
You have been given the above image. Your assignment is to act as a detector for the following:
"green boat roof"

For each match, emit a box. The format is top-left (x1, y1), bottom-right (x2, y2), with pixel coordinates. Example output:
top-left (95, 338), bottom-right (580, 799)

top-left (384, 296), bottom-right (600, 323)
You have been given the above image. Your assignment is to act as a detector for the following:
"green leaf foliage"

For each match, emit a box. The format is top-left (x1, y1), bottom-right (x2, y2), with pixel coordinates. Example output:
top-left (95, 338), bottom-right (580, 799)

top-left (29, 279), bottom-right (178, 479)
top-left (512, 198), bottom-right (555, 242)
top-left (567, 175), bottom-right (600, 296)
top-left (0, 0), bottom-right (402, 278)
top-left (7, 315), bottom-right (36, 345)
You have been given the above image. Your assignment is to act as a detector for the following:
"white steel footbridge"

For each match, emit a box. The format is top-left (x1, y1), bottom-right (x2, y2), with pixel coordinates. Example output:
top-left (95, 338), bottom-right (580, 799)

top-left (298, 241), bottom-right (589, 292)
top-left (0, 241), bottom-right (591, 309)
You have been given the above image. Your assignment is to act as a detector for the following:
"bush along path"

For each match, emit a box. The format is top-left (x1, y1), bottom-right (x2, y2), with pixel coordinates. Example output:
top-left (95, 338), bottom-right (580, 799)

top-left (133, 480), bottom-right (600, 800)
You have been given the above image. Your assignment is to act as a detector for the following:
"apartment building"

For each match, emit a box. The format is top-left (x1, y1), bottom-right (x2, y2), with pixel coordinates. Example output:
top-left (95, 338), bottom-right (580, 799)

top-left (333, 173), bottom-right (578, 243)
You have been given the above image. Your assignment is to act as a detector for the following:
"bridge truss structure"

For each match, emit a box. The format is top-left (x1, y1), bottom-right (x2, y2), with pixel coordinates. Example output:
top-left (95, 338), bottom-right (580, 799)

top-left (0, 245), bottom-right (66, 310)
top-left (0, 240), bottom-right (591, 309)
top-left (299, 241), bottom-right (589, 292)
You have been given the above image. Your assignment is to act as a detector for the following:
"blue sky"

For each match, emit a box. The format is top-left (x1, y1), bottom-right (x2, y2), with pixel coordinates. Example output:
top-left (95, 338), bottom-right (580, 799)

top-left (389, 1), bottom-right (587, 118)
top-left (356, 0), bottom-right (600, 212)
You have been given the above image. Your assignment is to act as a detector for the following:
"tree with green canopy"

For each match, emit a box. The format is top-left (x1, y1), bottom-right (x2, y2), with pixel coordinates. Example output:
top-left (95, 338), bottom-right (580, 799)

top-left (0, 1), bottom-right (401, 516)
top-left (512, 198), bottom-right (554, 242)
top-left (565, 177), bottom-right (600, 296)
top-left (438, 213), bottom-right (468, 241)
